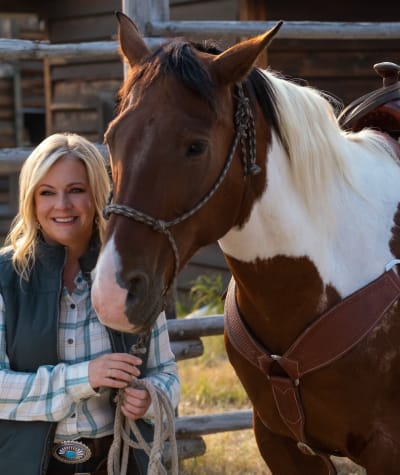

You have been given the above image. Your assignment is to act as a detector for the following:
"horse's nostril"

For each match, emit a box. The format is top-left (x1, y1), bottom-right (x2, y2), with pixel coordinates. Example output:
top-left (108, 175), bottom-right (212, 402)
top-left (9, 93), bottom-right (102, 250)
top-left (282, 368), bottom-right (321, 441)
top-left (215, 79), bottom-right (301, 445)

top-left (125, 272), bottom-right (149, 307)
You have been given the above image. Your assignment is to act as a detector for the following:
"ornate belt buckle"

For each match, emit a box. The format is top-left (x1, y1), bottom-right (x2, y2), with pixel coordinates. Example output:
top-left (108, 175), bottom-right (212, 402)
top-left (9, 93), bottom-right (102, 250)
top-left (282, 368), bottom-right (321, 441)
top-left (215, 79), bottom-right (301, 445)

top-left (52, 440), bottom-right (92, 464)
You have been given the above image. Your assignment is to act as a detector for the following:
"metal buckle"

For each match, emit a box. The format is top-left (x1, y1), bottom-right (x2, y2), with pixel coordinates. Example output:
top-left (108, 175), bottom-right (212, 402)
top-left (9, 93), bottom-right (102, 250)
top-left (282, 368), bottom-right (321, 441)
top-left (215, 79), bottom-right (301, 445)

top-left (52, 440), bottom-right (92, 464)
top-left (297, 441), bottom-right (316, 456)
top-left (385, 259), bottom-right (400, 272)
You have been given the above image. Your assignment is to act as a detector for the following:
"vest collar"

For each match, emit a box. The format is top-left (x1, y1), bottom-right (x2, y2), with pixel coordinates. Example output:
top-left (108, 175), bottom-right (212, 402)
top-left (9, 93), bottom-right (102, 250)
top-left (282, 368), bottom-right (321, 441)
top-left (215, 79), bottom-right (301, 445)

top-left (35, 233), bottom-right (100, 278)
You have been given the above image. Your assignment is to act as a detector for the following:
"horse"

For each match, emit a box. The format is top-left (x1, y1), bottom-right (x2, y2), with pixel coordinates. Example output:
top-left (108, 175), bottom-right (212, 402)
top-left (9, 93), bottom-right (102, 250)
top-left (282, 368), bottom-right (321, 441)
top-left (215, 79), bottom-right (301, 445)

top-left (91, 12), bottom-right (400, 474)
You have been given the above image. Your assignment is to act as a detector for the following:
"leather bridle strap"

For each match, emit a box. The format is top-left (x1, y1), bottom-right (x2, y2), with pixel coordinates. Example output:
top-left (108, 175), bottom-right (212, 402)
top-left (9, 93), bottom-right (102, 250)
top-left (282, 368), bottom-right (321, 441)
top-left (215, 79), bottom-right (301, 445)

top-left (224, 267), bottom-right (400, 472)
top-left (103, 83), bottom-right (259, 296)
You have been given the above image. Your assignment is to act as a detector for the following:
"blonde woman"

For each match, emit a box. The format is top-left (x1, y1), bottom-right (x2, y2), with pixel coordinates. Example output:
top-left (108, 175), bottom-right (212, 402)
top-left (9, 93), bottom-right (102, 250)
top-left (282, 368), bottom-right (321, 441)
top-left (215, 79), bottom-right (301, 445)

top-left (0, 133), bottom-right (179, 475)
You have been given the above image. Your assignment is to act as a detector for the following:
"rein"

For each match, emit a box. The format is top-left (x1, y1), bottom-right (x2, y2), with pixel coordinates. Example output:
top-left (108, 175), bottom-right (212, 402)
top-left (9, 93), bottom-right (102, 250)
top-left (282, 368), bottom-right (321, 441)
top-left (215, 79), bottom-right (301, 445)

top-left (103, 83), bottom-right (260, 295)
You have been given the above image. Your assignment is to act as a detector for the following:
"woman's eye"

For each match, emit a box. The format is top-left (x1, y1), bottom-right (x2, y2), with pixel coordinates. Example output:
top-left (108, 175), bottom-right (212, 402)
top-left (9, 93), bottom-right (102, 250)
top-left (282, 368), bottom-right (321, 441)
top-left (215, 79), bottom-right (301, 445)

top-left (186, 141), bottom-right (208, 157)
top-left (39, 190), bottom-right (54, 196)
top-left (70, 187), bottom-right (85, 193)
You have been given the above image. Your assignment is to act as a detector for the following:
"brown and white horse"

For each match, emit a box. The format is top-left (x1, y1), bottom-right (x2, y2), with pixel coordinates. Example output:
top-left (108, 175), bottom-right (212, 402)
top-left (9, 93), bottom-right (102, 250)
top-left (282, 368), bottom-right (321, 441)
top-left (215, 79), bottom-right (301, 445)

top-left (91, 12), bottom-right (400, 474)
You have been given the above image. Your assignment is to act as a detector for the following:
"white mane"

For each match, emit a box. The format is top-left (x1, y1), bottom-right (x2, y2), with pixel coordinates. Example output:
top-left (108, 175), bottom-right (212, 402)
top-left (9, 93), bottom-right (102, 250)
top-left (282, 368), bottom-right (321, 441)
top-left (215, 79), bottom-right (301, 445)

top-left (261, 69), bottom-right (394, 218)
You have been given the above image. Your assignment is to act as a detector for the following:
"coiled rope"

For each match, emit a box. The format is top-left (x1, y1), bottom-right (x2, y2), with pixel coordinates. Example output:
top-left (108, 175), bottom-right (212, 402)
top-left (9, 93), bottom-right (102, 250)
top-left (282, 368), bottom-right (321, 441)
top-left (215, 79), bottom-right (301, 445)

top-left (107, 378), bottom-right (179, 475)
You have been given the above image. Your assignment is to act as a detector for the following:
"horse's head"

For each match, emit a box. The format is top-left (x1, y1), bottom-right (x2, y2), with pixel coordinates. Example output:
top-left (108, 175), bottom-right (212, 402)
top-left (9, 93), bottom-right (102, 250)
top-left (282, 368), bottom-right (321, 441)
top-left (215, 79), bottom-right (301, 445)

top-left (91, 12), bottom-right (282, 333)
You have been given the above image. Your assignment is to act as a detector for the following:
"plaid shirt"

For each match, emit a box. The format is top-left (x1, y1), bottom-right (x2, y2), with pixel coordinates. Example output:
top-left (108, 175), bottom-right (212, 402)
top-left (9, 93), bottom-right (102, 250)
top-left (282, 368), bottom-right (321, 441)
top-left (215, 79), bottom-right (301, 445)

top-left (0, 272), bottom-right (180, 441)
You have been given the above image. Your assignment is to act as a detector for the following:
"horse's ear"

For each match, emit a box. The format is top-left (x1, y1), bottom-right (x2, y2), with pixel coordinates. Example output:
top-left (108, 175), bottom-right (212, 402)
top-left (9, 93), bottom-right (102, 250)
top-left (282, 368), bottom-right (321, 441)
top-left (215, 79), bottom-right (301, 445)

top-left (211, 21), bottom-right (283, 84)
top-left (116, 11), bottom-right (151, 67)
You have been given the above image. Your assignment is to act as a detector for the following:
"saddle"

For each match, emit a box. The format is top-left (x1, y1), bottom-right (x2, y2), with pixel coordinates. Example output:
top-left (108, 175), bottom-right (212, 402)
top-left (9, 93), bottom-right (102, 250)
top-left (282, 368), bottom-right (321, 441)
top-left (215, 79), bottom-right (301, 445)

top-left (338, 61), bottom-right (400, 139)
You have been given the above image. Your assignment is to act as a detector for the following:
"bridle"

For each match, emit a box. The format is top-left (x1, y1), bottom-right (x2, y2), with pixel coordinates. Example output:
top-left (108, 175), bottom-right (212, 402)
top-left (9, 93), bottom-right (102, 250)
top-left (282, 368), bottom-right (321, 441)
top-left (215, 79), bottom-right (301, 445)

top-left (103, 83), bottom-right (260, 294)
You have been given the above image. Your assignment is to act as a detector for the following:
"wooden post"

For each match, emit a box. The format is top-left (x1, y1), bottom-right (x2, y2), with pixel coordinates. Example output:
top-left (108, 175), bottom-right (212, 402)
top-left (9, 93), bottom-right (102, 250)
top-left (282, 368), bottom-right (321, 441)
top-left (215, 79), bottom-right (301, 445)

top-left (238, 0), bottom-right (269, 68)
top-left (121, 0), bottom-right (169, 79)
top-left (122, 0), bottom-right (169, 36)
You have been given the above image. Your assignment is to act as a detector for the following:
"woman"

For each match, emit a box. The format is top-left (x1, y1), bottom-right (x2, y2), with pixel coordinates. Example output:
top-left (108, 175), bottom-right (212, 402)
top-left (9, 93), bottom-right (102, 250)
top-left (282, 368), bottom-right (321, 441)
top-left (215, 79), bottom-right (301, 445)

top-left (0, 133), bottom-right (180, 475)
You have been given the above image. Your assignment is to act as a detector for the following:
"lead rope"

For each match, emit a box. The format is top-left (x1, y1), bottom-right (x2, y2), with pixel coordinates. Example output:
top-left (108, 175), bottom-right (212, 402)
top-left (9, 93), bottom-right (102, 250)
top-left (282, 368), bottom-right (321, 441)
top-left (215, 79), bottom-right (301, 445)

top-left (108, 338), bottom-right (179, 475)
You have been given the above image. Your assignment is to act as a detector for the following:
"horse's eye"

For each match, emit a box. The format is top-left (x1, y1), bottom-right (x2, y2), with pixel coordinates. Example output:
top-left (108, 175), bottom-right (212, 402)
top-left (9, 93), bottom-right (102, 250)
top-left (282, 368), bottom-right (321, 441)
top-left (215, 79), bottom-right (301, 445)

top-left (186, 141), bottom-right (208, 157)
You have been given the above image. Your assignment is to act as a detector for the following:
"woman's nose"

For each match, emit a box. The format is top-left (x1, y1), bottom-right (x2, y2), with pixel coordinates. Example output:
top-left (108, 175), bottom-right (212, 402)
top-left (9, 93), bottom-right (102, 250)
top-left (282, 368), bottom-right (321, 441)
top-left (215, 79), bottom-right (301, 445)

top-left (55, 192), bottom-right (72, 208)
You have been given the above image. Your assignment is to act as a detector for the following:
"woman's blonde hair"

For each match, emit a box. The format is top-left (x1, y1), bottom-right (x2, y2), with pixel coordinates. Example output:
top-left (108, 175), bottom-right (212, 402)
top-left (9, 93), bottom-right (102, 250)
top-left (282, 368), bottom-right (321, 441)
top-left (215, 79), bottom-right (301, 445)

top-left (4, 133), bottom-right (111, 280)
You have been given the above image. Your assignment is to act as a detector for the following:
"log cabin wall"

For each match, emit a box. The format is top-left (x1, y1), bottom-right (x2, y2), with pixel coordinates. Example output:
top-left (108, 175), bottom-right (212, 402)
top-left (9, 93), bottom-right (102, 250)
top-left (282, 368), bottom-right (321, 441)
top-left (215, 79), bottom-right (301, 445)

top-left (41, 0), bottom-right (239, 142)
top-left (248, 1), bottom-right (400, 106)
top-left (38, 0), bottom-right (123, 142)
top-left (4, 1), bottom-right (399, 307)
top-left (0, 14), bottom-right (46, 147)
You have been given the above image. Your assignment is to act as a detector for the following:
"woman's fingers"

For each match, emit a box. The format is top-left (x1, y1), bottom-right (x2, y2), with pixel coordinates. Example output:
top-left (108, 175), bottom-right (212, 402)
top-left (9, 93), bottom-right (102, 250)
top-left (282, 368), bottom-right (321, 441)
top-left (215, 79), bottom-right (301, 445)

top-left (88, 353), bottom-right (143, 389)
top-left (121, 386), bottom-right (151, 419)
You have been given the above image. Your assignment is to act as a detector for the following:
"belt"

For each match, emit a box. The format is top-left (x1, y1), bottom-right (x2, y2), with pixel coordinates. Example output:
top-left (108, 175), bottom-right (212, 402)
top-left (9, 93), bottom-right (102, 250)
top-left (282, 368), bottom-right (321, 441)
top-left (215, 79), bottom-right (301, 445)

top-left (47, 472), bottom-right (106, 475)
top-left (48, 435), bottom-right (113, 474)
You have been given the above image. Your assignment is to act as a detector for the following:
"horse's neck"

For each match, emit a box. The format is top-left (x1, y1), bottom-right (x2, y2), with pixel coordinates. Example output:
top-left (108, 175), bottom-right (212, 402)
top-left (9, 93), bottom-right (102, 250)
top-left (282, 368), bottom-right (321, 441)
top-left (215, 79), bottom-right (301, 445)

top-left (220, 133), bottom-right (400, 351)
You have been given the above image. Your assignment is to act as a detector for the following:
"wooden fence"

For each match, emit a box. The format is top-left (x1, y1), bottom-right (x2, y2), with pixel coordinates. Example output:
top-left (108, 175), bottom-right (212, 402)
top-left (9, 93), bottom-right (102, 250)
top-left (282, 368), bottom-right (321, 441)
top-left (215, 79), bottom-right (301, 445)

top-left (168, 314), bottom-right (253, 462)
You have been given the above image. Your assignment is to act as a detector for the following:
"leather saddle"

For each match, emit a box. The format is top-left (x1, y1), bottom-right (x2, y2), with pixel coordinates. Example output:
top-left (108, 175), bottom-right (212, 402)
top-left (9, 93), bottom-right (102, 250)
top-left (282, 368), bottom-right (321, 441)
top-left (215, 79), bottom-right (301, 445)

top-left (338, 61), bottom-right (400, 139)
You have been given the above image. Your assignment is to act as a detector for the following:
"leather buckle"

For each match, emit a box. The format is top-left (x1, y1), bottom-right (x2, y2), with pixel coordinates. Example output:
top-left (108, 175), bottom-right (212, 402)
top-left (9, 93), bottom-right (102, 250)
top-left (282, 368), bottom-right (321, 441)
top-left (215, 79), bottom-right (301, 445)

top-left (52, 440), bottom-right (92, 464)
top-left (297, 441), bottom-right (316, 456)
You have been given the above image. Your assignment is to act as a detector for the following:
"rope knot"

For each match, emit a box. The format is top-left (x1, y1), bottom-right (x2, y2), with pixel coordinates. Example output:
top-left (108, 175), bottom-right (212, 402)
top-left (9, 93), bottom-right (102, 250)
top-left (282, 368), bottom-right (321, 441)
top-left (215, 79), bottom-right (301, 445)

top-left (153, 220), bottom-right (168, 232)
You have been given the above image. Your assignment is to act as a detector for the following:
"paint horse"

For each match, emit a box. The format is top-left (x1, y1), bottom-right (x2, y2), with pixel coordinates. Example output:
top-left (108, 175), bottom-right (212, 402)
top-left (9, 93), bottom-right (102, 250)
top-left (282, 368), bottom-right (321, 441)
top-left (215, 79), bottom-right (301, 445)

top-left (91, 12), bottom-right (400, 474)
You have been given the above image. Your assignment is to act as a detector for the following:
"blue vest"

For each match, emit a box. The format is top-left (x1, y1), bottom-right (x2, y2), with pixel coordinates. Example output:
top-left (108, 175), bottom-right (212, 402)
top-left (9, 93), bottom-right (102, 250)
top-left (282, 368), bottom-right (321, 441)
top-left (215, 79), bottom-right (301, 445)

top-left (0, 238), bottom-right (150, 475)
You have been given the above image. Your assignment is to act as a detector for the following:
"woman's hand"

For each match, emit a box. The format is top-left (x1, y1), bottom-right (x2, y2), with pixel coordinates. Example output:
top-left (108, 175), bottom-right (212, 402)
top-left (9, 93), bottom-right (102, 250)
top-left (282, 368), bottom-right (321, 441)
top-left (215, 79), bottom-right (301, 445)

top-left (120, 384), bottom-right (152, 420)
top-left (88, 353), bottom-right (142, 390)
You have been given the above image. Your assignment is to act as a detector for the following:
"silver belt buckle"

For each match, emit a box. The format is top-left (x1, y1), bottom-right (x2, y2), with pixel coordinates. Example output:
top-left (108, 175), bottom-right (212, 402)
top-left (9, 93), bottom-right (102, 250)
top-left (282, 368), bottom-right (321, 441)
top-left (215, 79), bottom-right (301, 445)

top-left (52, 440), bottom-right (92, 464)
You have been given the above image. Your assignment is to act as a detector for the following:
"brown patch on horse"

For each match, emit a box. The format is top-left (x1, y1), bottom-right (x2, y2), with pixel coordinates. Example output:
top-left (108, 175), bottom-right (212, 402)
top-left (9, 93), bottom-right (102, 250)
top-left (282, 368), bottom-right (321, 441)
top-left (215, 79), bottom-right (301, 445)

top-left (225, 254), bottom-right (341, 354)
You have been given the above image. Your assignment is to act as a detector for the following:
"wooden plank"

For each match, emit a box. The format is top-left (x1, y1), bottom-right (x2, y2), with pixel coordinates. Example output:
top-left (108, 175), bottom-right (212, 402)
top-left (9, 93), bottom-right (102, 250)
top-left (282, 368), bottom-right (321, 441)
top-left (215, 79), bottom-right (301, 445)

top-left (0, 96), bottom-right (14, 107)
top-left (39, 0), bottom-right (119, 19)
top-left (148, 20), bottom-right (400, 40)
top-left (52, 110), bottom-right (99, 134)
top-left (48, 15), bottom-right (119, 44)
top-left (52, 79), bottom-right (120, 100)
top-left (0, 1), bottom-right (38, 13)
top-left (270, 38), bottom-right (400, 52)
top-left (168, 315), bottom-right (224, 340)
top-left (175, 410), bottom-right (253, 437)
top-left (164, 436), bottom-right (206, 464)
top-left (262, 0), bottom-right (400, 22)
top-left (0, 110), bottom-right (13, 120)
top-left (50, 61), bottom-right (122, 81)
top-left (51, 102), bottom-right (98, 111)
top-left (267, 51), bottom-right (399, 79)
top-left (170, 0), bottom-right (237, 22)
top-left (171, 338), bottom-right (204, 361)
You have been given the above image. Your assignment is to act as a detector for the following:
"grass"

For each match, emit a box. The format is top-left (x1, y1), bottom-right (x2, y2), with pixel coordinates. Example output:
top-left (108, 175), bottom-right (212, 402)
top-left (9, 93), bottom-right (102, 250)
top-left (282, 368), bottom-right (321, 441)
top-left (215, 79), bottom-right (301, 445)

top-left (177, 332), bottom-right (366, 475)
top-left (178, 334), bottom-right (269, 474)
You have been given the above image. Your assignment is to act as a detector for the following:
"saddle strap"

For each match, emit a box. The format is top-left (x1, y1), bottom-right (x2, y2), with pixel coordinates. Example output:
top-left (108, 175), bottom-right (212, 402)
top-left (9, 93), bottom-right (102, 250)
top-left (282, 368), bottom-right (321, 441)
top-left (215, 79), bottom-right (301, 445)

top-left (279, 268), bottom-right (400, 379)
top-left (224, 268), bottom-right (400, 466)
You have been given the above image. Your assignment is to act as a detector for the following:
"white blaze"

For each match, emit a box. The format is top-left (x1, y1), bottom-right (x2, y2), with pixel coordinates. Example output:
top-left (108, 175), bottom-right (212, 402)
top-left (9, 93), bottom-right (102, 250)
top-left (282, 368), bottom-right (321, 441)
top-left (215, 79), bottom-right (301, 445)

top-left (91, 236), bottom-right (137, 332)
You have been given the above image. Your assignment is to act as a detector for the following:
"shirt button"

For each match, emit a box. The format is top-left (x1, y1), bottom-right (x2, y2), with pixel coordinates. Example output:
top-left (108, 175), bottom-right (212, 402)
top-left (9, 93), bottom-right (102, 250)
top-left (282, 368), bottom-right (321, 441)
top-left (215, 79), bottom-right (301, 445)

top-left (70, 303), bottom-right (76, 309)
top-left (67, 338), bottom-right (74, 344)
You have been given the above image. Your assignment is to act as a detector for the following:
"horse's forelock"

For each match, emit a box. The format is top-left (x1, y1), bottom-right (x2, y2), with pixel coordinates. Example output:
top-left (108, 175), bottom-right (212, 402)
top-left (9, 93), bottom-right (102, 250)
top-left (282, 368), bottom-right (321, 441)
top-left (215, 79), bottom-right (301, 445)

top-left (118, 39), bottom-right (218, 111)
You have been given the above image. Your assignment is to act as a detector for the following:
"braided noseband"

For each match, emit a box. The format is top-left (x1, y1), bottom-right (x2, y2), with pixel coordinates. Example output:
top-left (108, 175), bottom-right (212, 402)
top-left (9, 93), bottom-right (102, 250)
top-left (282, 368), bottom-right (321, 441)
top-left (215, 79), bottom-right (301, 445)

top-left (103, 83), bottom-right (259, 295)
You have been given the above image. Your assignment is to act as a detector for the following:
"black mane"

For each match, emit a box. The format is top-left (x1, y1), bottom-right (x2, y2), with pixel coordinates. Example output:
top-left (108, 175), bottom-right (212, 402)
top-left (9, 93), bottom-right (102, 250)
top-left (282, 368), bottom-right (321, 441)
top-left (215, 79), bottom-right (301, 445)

top-left (122, 39), bottom-right (281, 138)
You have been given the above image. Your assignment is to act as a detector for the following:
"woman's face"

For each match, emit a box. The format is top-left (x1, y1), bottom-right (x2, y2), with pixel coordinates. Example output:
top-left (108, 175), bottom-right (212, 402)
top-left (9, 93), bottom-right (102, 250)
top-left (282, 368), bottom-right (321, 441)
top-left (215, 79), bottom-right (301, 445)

top-left (34, 155), bottom-right (96, 253)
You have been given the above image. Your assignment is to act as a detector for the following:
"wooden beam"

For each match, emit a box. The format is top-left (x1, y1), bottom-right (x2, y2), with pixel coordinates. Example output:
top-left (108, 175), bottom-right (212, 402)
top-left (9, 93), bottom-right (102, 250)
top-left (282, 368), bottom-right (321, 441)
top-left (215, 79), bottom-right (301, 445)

top-left (122, 0), bottom-right (170, 35)
top-left (168, 315), bottom-right (224, 340)
top-left (175, 410), bottom-right (253, 437)
top-left (238, 0), bottom-right (268, 67)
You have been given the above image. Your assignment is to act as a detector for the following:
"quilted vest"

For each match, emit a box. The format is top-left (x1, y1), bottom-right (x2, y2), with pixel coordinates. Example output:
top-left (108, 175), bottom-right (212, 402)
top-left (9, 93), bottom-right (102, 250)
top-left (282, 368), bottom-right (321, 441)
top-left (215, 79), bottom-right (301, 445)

top-left (0, 238), bottom-right (150, 475)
